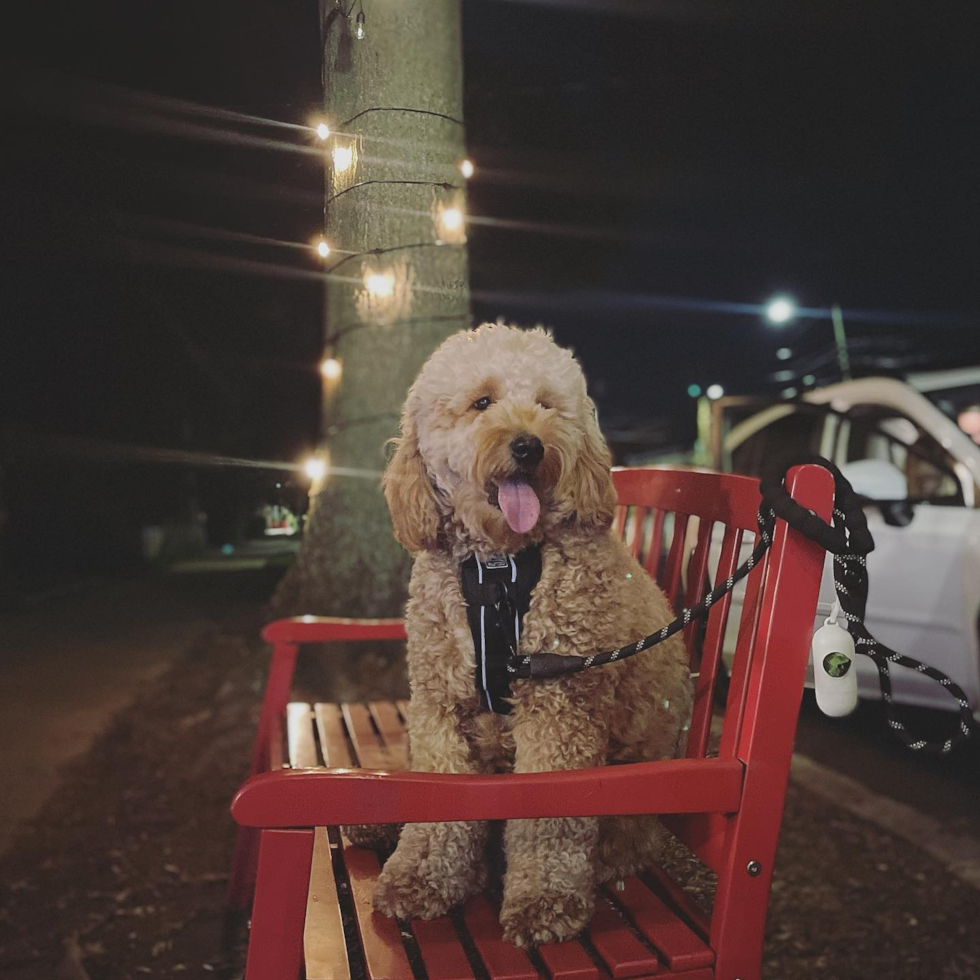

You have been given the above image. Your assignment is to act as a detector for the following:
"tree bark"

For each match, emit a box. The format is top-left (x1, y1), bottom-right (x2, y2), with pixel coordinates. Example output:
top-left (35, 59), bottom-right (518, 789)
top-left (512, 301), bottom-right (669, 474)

top-left (272, 0), bottom-right (470, 617)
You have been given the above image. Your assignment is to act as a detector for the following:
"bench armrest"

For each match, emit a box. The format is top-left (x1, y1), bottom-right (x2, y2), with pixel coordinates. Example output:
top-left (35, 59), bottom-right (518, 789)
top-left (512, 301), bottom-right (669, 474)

top-left (261, 616), bottom-right (406, 644)
top-left (231, 756), bottom-right (744, 827)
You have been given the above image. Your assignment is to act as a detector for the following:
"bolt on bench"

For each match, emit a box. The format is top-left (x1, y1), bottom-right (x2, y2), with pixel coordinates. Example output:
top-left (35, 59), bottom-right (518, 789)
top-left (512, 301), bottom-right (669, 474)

top-left (229, 465), bottom-right (833, 980)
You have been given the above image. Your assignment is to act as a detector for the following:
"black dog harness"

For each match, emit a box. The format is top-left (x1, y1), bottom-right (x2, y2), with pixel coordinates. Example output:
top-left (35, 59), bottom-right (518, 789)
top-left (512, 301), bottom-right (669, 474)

top-left (460, 547), bottom-right (542, 714)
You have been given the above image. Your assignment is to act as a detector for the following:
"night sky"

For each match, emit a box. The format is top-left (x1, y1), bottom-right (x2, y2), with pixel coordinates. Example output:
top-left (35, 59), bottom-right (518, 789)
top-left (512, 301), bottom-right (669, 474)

top-left (3, 0), bottom-right (979, 574)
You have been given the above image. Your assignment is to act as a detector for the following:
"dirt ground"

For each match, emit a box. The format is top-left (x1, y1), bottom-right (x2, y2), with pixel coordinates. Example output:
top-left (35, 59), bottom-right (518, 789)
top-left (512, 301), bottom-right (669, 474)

top-left (2, 611), bottom-right (979, 979)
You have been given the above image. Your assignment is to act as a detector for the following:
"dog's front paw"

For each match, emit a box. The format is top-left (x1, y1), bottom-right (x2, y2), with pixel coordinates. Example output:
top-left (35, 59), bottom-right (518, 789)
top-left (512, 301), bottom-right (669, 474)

top-left (372, 823), bottom-right (486, 920)
top-left (500, 890), bottom-right (594, 947)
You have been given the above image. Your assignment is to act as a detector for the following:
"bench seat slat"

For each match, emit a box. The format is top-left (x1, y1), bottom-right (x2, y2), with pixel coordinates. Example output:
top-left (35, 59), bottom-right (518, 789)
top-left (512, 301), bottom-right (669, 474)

top-left (342, 837), bottom-right (414, 980)
top-left (315, 703), bottom-right (354, 768)
top-left (412, 916), bottom-right (476, 980)
top-left (587, 896), bottom-right (660, 977)
top-left (287, 702), bottom-right (319, 768)
top-left (606, 878), bottom-right (713, 971)
top-left (537, 939), bottom-right (601, 980)
top-left (369, 701), bottom-right (409, 769)
top-left (303, 827), bottom-right (351, 980)
top-left (462, 896), bottom-right (538, 980)
top-left (343, 703), bottom-right (391, 770)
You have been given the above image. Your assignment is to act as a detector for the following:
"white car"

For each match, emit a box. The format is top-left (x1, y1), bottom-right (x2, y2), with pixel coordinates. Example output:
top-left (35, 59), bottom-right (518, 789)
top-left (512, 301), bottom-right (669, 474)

top-left (715, 372), bottom-right (980, 720)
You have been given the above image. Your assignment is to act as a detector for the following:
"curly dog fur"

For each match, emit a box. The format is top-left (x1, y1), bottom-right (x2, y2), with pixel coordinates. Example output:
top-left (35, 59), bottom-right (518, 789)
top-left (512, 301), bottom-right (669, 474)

top-left (371, 324), bottom-right (693, 946)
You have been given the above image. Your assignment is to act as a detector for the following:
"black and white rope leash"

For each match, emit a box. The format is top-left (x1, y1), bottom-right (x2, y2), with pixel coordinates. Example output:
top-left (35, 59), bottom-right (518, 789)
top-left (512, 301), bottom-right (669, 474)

top-left (507, 457), bottom-right (975, 757)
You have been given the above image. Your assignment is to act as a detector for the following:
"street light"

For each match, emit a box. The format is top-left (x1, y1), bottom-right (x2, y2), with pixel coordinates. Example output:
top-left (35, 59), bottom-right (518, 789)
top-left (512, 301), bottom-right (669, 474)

top-left (765, 296), bottom-right (796, 325)
top-left (763, 294), bottom-right (851, 382)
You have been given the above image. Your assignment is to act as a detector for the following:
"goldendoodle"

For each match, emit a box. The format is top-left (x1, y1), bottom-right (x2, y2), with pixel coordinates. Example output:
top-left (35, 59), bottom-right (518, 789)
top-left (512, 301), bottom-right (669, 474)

top-left (373, 323), bottom-right (692, 946)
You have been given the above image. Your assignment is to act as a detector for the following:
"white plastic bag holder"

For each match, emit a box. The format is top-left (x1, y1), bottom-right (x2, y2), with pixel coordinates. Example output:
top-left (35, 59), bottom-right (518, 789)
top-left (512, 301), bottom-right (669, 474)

top-left (811, 599), bottom-right (858, 717)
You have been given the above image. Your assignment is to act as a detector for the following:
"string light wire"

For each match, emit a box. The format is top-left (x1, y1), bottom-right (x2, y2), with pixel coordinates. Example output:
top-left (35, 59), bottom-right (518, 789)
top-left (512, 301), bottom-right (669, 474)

top-left (324, 179), bottom-right (458, 208)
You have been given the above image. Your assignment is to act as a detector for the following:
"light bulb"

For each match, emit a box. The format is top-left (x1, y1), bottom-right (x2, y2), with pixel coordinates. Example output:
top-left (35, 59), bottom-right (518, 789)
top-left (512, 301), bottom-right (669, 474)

top-left (440, 207), bottom-right (464, 232)
top-left (354, 12), bottom-right (365, 39)
top-left (320, 357), bottom-right (342, 381)
top-left (365, 272), bottom-right (394, 298)
top-left (460, 159), bottom-right (474, 179)
top-left (316, 240), bottom-right (331, 259)
top-left (776, 347), bottom-right (792, 361)
top-left (765, 296), bottom-right (796, 325)
top-left (304, 457), bottom-right (327, 481)
top-left (706, 384), bottom-right (725, 400)
top-left (315, 122), bottom-right (330, 141)
top-left (332, 144), bottom-right (353, 173)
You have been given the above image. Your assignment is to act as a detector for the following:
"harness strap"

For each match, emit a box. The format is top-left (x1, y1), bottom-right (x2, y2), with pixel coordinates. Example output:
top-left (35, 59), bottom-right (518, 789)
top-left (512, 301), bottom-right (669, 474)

top-left (461, 547), bottom-right (541, 714)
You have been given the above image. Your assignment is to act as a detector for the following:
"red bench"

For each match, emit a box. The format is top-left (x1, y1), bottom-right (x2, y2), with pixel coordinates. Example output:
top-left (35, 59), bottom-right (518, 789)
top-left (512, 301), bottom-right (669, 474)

top-left (229, 465), bottom-right (833, 980)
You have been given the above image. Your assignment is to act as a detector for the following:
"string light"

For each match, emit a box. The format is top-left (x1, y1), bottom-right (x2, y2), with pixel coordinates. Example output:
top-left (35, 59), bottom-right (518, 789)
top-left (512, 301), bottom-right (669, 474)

top-left (460, 158), bottom-right (474, 179)
top-left (320, 356), bottom-right (343, 380)
top-left (315, 122), bottom-right (331, 141)
top-left (706, 384), bottom-right (725, 400)
top-left (365, 271), bottom-right (395, 298)
top-left (354, 11), bottom-right (366, 40)
top-left (440, 207), bottom-right (463, 233)
top-left (304, 456), bottom-right (327, 481)
top-left (316, 239), bottom-right (331, 258)
top-left (332, 143), bottom-right (354, 173)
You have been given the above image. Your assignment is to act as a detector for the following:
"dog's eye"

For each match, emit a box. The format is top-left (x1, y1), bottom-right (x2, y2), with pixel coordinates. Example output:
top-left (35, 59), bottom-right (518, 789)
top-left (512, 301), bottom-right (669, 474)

top-left (471, 396), bottom-right (493, 411)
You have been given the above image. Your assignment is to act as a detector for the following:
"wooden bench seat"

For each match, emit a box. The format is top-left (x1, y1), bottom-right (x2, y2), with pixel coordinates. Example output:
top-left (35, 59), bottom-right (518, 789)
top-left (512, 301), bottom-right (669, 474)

top-left (283, 699), bottom-right (715, 980)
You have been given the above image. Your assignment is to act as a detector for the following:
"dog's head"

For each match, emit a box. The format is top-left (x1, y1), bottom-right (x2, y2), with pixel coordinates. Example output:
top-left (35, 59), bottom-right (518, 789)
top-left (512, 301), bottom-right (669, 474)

top-left (384, 324), bottom-right (616, 553)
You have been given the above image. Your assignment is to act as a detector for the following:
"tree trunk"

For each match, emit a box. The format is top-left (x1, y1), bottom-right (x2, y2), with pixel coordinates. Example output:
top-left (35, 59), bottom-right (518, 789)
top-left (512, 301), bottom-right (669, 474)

top-left (272, 0), bottom-right (470, 617)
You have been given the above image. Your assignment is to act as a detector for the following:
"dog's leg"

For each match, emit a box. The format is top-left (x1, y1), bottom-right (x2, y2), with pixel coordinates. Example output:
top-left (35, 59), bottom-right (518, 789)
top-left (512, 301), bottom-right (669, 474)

top-left (595, 814), bottom-right (666, 883)
top-left (500, 677), bottom-right (613, 947)
top-left (373, 705), bottom-right (487, 920)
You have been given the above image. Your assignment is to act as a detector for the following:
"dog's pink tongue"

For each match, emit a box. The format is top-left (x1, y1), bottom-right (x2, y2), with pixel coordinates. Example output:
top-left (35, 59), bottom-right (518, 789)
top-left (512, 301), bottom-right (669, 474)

top-left (497, 478), bottom-right (540, 533)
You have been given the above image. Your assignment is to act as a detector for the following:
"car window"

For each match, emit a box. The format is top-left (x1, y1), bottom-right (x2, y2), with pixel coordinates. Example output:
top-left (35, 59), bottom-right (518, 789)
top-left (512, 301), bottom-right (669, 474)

top-left (843, 406), bottom-right (961, 502)
top-left (729, 410), bottom-right (824, 479)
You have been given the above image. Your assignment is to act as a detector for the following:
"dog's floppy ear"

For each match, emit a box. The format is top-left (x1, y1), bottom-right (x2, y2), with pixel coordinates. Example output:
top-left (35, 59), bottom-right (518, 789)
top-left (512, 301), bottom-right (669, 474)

top-left (566, 398), bottom-right (617, 530)
top-left (383, 412), bottom-right (440, 552)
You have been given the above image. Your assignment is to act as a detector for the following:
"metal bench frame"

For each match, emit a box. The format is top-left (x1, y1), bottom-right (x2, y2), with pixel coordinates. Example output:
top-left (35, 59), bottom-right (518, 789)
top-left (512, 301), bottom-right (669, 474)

top-left (229, 465), bottom-right (833, 980)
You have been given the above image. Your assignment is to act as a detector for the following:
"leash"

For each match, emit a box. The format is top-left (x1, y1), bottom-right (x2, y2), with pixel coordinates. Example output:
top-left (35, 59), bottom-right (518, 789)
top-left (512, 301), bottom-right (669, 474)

top-left (505, 457), bottom-right (975, 756)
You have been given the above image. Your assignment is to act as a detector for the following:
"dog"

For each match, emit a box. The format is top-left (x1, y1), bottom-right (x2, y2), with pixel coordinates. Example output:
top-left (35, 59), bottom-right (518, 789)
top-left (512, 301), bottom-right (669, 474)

top-left (372, 323), bottom-right (692, 947)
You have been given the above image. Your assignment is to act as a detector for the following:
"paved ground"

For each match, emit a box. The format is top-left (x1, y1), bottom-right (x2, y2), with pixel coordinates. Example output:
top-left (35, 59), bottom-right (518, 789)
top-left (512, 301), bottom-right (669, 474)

top-left (0, 579), bottom-right (211, 855)
top-left (0, 543), bottom-right (295, 856)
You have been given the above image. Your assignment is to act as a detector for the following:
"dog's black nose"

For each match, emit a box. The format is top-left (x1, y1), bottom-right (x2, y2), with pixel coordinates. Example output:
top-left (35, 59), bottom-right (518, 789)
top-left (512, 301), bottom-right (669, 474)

top-left (510, 434), bottom-right (544, 468)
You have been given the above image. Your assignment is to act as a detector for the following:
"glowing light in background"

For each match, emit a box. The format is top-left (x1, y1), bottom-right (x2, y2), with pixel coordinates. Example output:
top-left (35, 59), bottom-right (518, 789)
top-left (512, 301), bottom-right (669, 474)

top-left (460, 158), bottom-right (474, 179)
top-left (802, 373), bottom-right (816, 386)
top-left (320, 357), bottom-right (342, 380)
top-left (365, 271), bottom-right (395, 298)
top-left (776, 347), bottom-right (793, 361)
top-left (706, 384), bottom-right (725, 400)
top-left (765, 296), bottom-right (797, 325)
top-left (315, 122), bottom-right (331, 141)
top-left (687, 384), bottom-right (702, 398)
top-left (440, 207), bottom-right (464, 233)
top-left (316, 239), bottom-right (331, 258)
top-left (332, 144), bottom-right (354, 173)
top-left (304, 457), bottom-right (327, 481)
